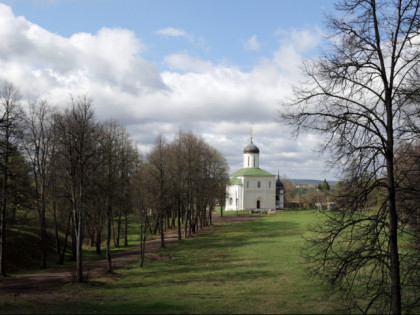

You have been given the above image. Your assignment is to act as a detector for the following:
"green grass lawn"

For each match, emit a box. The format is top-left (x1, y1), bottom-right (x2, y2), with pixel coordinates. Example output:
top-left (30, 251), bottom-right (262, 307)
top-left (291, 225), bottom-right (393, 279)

top-left (0, 211), bottom-right (342, 314)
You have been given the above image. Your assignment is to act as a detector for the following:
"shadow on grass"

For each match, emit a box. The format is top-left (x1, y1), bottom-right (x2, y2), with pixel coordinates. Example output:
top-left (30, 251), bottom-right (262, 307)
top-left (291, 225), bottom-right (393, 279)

top-left (112, 218), bottom-right (302, 290)
top-left (0, 213), bottom-right (336, 314)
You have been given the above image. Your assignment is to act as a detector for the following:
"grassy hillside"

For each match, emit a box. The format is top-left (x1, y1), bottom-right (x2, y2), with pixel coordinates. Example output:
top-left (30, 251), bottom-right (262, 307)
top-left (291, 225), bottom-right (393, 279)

top-left (1, 214), bottom-right (159, 276)
top-left (5, 225), bottom-right (61, 273)
top-left (0, 211), bottom-right (343, 314)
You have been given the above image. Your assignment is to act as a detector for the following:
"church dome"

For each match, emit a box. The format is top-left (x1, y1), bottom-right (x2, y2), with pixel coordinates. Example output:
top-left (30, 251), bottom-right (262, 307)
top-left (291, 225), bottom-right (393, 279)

top-left (244, 141), bottom-right (260, 154)
top-left (276, 173), bottom-right (284, 189)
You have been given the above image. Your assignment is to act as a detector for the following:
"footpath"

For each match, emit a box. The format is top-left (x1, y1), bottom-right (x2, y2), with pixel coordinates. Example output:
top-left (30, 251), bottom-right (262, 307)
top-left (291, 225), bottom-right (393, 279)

top-left (0, 213), bottom-right (256, 295)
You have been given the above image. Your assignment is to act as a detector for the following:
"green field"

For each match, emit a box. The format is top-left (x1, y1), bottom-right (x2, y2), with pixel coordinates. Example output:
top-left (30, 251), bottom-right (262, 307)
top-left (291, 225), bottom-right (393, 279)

top-left (0, 211), bottom-right (342, 314)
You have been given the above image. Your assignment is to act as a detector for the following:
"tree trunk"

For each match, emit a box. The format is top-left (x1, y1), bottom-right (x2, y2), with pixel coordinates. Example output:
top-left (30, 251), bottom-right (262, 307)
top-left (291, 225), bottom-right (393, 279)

top-left (385, 128), bottom-right (401, 314)
top-left (112, 216), bottom-right (116, 247)
top-left (106, 202), bottom-right (112, 273)
top-left (177, 201), bottom-right (182, 240)
top-left (75, 203), bottom-right (84, 282)
top-left (146, 215), bottom-right (153, 235)
top-left (70, 216), bottom-right (77, 261)
top-left (184, 209), bottom-right (189, 238)
top-left (95, 228), bottom-right (101, 255)
top-left (124, 211), bottom-right (128, 247)
top-left (209, 205), bottom-right (213, 225)
top-left (139, 220), bottom-right (146, 268)
top-left (58, 213), bottom-right (71, 265)
top-left (116, 210), bottom-right (121, 248)
top-left (53, 205), bottom-right (61, 263)
top-left (75, 181), bottom-right (84, 283)
top-left (153, 218), bottom-right (159, 235)
top-left (40, 204), bottom-right (47, 269)
top-left (160, 213), bottom-right (165, 248)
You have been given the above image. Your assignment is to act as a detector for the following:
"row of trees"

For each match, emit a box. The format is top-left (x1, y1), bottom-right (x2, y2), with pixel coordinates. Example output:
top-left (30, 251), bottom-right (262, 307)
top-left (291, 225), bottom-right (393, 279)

top-left (0, 85), bottom-right (140, 282)
top-left (0, 82), bottom-right (229, 282)
top-left (135, 131), bottom-right (229, 266)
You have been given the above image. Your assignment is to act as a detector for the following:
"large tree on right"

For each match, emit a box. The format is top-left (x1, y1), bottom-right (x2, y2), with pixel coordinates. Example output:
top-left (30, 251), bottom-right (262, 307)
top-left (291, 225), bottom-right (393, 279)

top-left (280, 0), bottom-right (420, 313)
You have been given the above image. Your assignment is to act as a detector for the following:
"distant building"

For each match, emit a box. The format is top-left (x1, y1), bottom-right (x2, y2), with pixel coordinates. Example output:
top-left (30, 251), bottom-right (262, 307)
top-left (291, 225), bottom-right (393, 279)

top-left (226, 135), bottom-right (283, 211)
top-left (276, 173), bottom-right (285, 210)
top-left (315, 202), bottom-right (336, 211)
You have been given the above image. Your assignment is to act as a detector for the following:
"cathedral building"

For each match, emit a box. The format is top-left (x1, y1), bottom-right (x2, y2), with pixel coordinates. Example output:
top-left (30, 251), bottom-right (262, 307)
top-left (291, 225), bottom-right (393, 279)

top-left (225, 136), bottom-right (284, 211)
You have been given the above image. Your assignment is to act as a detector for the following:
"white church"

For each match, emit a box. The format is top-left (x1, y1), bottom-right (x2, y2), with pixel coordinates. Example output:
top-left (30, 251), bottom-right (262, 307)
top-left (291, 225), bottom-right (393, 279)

top-left (225, 136), bottom-right (285, 211)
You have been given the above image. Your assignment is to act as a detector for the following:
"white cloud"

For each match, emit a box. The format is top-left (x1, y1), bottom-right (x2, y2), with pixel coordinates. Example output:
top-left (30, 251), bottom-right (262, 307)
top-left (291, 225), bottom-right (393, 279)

top-left (275, 27), bottom-right (324, 55)
top-left (155, 26), bottom-right (209, 51)
top-left (0, 3), bottom-right (166, 101)
top-left (273, 27), bottom-right (323, 75)
top-left (155, 27), bottom-right (187, 38)
top-left (0, 3), bottom-right (334, 180)
top-left (163, 52), bottom-right (214, 73)
top-left (243, 35), bottom-right (260, 51)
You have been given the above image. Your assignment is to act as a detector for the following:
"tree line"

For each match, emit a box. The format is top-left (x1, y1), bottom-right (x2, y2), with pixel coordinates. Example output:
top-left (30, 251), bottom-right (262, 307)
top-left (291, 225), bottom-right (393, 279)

top-left (0, 82), bottom-right (229, 282)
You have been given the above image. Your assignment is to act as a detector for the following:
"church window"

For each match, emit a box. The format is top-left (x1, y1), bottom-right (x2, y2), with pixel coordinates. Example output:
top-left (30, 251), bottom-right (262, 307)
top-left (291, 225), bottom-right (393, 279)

top-left (257, 181), bottom-right (261, 188)
top-left (247, 156), bottom-right (250, 167)
top-left (247, 181), bottom-right (249, 188)
top-left (229, 198), bottom-right (233, 205)
top-left (269, 181), bottom-right (271, 189)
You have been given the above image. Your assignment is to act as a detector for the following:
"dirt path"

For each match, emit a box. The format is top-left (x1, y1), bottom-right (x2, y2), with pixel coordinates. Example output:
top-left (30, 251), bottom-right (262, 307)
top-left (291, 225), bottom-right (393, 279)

top-left (0, 213), bottom-right (258, 294)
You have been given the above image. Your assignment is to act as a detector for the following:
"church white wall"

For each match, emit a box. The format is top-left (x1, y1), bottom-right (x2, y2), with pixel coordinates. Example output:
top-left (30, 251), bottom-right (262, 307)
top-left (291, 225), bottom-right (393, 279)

top-left (280, 191), bottom-right (284, 209)
top-left (276, 189), bottom-right (285, 209)
top-left (226, 176), bottom-right (275, 211)
top-left (243, 153), bottom-right (259, 168)
top-left (243, 176), bottom-right (275, 210)
top-left (225, 182), bottom-right (244, 211)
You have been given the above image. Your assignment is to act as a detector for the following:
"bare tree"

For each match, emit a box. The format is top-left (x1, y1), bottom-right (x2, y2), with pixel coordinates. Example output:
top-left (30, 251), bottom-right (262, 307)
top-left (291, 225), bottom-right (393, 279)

top-left (48, 123), bottom-right (72, 265)
top-left (54, 96), bottom-right (98, 282)
top-left (205, 147), bottom-right (229, 225)
top-left (96, 120), bottom-right (119, 272)
top-left (179, 131), bottom-right (202, 237)
top-left (95, 121), bottom-right (137, 271)
top-left (131, 157), bottom-right (149, 267)
top-left (147, 135), bottom-right (170, 248)
top-left (114, 127), bottom-right (137, 248)
top-left (279, 0), bottom-right (420, 313)
top-left (168, 133), bottom-right (187, 240)
top-left (24, 100), bottom-right (55, 269)
top-left (0, 82), bottom-right (24, 276)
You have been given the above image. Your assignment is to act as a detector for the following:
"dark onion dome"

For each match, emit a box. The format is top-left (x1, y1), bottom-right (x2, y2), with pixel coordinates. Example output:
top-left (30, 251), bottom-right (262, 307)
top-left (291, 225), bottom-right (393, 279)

top-left (276, 175), bottom-right (284, 189)
top-left (243, 141), bottom-right (260, 154)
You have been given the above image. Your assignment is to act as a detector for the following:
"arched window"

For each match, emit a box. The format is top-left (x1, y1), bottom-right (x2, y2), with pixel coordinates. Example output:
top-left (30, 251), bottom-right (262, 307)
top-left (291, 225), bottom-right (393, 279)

top-left (269, 181), bottom-right (271, 189)
top-left (247, 156), bottom-right (250, 167)
top-left (229, 198), bottom-right (233, 205)
top-left (257, 181), bottom-right (261, 188)
top-left (247, 181), bottom-right (249, 188)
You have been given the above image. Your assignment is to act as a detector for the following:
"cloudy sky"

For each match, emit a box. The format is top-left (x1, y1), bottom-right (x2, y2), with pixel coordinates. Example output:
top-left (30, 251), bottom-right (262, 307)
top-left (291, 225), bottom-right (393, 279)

top-left (0, 0), bottom-right (338, 180)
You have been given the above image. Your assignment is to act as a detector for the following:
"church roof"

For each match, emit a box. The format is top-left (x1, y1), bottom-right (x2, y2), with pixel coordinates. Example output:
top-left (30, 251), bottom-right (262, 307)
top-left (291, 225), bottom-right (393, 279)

top-left (243, 141), bottom-right (260, 154)
top-left (231, 168), bottom-right (275, 177)
top-left (229, 177), bottom-right (243, 185)
top-left (276, 173), bottom-right (284, 188)
top-left (276, 178), bottom-right (284, 188)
